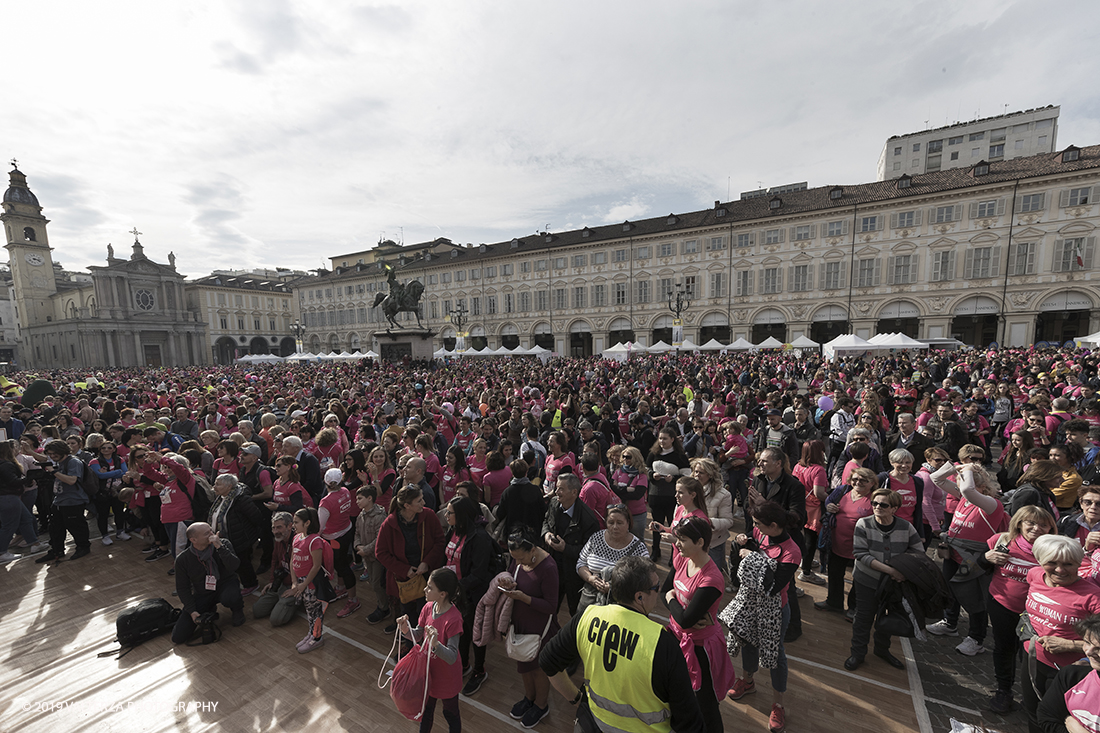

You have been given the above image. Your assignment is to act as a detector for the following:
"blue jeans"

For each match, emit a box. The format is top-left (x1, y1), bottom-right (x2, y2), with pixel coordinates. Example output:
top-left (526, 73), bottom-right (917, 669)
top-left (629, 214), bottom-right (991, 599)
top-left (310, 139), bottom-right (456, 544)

top-left (739, 603), bottom-right (790, 693)
top-left (1, 494), bottom-right (39, 553)
top-left (707, 544), bottom-right (728, 579)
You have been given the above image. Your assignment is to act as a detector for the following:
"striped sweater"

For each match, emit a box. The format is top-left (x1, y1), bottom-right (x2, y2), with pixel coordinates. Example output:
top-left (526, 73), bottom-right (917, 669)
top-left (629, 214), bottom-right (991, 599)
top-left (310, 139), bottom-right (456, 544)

top-left (852, 516), bottom-right (923, 588)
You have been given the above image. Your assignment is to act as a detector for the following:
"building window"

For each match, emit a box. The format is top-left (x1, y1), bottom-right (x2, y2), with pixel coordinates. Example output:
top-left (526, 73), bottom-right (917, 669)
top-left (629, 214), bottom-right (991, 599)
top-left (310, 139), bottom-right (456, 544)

top-left (469, 268), bottom-right (480, 280)
top-left (571, 254), bottom-right (587, 268)
top-left (933, 205), bottom-right (956, 223)
top-left (1038, 135), bottom-right (1048, 148)
top-left (1015, 139), bottom-right (1024, 150)
top-left (890, 255), bottom-right (914, 284)
top-left (553, 257), bottom-right (566, 270)
top-left (520, 261), bottom-right (530, 273)
top-left (572, 287), bottom-right (586, 309)
top-left (764, 229), bottom-right (782, 244)
top-left (931, 251), bottom-right (955, 281)
top-left (471, 297), bottom-right (480, 316)
top-left (535, 259), bottom-right (548, 271)
top-left (965, 247), bottom-right (995, 278)
top-left (710, 272), bottom-right (725, 298)
top-left (1010, 242), bottom-right (1036, 275)
top-left (613, 283), bottom-right (627, 305)
top-left (927, 140), bottom-right (943, 153)
top-left (593, 284), bottom-right (606, 306)
top-left (485, 266), bottom-right (496, 278)
top-left (430, 301), bottom-right (439, 319)
top-left (613, 249), bottom-right (627, 262)
top-left (135, 289), bottom-right (155, 311)
top-left (971, 147), bottom-right (981, 158)
top-left (793, 225), bottom-right (812, 241)
top-left (634, 280), bottom-right (650, 303)
top-left (896, 211), bottom-right (915, 228)
top-left (893, 162), bottom-right (901, 171)
top-left (1067, 187), bottom-right (1092, 206)
top-left (762, 268), bottom-right (780, 294)
top-left (912, 143), bottom-right (921, 152)
top-left (856, 258), bottom-right (879, 287)
top-left (826, 220), bottom-right (846, 238)
top-left (659, 243), bottom-right (674, 257)
top-left (269, 319), bottom-right (276, 330)
top-left (734, 270), bottom-right (753, 296)
top-left (443, 300), bottom-right (452, 315)
top-left (659, 278), bottom-right (673, 299)
top-left (990, 128), bottom-right (1006, 142)
top-left (501, 264), bottom-right (513, 275)
top-left (736, 233), bottom-right (753, 248)
top-left (441, 272), bottom-right (451, 283)
top-left (519, 292), bottom-right (530, 312)
top-left (950, 152), bottom-right (959, 160)
top-left (976, 200), bottom-right (998, 217)
top-left (217, 293), bottom-right (226, 306)
top-left (634, 247), bottom-right (650, 260)
top-left (791, 265), bottom-right (810, 292)
top-left (682, 275), bottom-right (696, 298)
top-left (553, 289), bottom-right (565, 310)
top-left (859, 216), bottom-right (879, 232)
top-left (487, 296), bottom-right (497, 314)
top-left (238, 318), bottom-right (245, 330)
top-left (949, 136), bottom-right (963, 145)
top-left (219, 317), bottom-right (228, 329)
top-left (894, 146), bottom-right (902, 155)
top-left (1055, 238), bottom-right (1093, 272)
top-left (592, 252), bottom-right (607, 265)
top-left (358, 307), bottom-right (367, 323)
top-left (504, 293), bottom-right (514, 313)
top-left (685, 239), bottom-right (701, 254)
top-left (989, 144), bottom-right (1004, 158)
top-left (926, 154), bottom-right (941, 170)
top-left (969, 132), bottom-right (984, 141)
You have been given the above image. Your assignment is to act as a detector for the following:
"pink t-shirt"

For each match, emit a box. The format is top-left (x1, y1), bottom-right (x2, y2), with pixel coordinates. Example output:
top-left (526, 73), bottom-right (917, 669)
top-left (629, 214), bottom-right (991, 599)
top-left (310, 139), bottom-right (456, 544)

top-left (670, 505), bottom-right (708, 563)
top-left (612, 467), bottom-right (648, 516)
top-left (422, 453), bottom-right (442, 489)
top-left (986, 534), bottom-right (1040, 614)
top-left (755, 527), bottom-right (803, 606)
top-left (888, 474), bottom-right (919, 525)
top-left (1064, 669), bottom-right (1100, 731)
top-left (417, 601), bottom-right (464, 700)
top-left (319, 488), bottom-right (354, 538)
top-left (439, 466), bottom-right (470, 505)
top-left (482, 469), bottom-right (512, 508)
top-left (544, 452), bottom-right (577, 493)
top-left (1069, 523), bottom-right (1100, 580)
top-left (1024, 565), bottom-right (1100, 668)
top-left (833, 491), bottom-right (873, 560)
top-left (292, 533), bottom-right (324, 584)
top-left (272, 479), bottom-right (313, 508)
top-left (580, 477), bottom-right (615, 530)
top-left (467, 454), bottom-right (487, 487)
top-left (793, 464), bottom-right (826, 532)
top-left (947, 499), bottom-right (1007, 563)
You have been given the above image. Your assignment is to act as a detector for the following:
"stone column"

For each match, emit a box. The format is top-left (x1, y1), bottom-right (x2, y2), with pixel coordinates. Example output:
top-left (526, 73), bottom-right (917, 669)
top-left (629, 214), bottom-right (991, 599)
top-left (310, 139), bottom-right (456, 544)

top-left (133, 331), bottom-right (143, 367)
top-left (105, 330), bottom-right (117, 367)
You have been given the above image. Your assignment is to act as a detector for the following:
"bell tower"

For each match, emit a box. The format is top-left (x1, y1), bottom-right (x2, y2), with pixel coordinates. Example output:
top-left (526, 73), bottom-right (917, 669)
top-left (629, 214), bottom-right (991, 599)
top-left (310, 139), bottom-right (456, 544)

top-left (3, 162), bottom-right (57, 328)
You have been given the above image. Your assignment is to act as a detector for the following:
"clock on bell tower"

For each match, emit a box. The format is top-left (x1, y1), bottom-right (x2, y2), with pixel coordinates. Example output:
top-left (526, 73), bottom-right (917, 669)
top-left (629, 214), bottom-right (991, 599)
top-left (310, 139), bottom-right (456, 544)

top-left (3, 163), bottom-right (58, 328)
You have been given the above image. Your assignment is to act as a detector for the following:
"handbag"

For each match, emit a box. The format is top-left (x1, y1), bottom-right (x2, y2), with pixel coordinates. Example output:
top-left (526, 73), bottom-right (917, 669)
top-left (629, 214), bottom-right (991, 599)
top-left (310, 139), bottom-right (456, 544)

top-left (396, 573), bottom-right (427, 604)
top-left (186, 612), bottom-right (222, 646)
top-left (505, 616), bottom-right (552, 662)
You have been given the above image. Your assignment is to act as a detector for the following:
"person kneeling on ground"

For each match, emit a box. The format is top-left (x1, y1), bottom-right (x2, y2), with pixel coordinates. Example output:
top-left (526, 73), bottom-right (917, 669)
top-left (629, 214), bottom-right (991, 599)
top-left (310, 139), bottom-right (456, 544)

top-left (172, 521), bottom-right (245, 643)
top-left (253, 511), bottom-right (300, 626)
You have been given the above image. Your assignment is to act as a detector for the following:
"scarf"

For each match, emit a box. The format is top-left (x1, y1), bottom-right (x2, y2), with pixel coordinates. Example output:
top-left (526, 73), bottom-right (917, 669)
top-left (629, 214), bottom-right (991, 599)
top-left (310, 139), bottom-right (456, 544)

top-left (190, 543), bottom-right (220, 582)
top-left (210, 485), bottom-right (246, 539)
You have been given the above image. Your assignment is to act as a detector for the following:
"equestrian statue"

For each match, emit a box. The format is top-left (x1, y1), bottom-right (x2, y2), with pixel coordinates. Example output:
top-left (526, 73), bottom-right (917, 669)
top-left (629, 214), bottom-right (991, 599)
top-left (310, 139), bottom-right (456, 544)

top-left (371, 264), bottom-right (425, 329)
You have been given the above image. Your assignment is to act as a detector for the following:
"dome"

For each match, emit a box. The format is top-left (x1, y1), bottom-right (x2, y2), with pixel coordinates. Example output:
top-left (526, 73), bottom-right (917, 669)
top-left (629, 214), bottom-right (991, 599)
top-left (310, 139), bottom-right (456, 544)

top-left (3, 169), bottom-right (39, 207)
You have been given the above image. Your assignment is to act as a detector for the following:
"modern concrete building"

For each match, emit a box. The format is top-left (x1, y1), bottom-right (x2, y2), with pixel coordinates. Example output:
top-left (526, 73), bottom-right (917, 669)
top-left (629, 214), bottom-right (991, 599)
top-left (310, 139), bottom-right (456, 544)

top-left (878, 105), bottom-right (1059, 180)
top-left (298, 143), bottom-right (1100, 354)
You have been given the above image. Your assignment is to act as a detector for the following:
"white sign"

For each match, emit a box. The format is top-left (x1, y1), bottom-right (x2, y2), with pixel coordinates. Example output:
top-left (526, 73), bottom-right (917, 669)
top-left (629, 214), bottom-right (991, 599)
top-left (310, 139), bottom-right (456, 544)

top-left (953, 296), bottom-right (999, 315)
top-left (879, 301), bottom-right (920, 319)
top-left (1038, 293), bottom-right (1093, 311)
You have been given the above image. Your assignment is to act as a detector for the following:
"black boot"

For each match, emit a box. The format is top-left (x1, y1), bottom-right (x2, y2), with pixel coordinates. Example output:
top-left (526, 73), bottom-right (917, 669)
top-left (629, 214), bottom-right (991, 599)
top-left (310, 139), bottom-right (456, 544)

top-left (650, 531), bottom-right (662, 562)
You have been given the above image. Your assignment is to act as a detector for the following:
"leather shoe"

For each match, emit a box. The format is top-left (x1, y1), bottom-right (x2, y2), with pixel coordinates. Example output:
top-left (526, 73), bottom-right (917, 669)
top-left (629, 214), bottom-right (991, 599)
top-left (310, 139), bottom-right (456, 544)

top-left (814, 600), bottom-right (843, 613)
top-left (843, 655), bottom-right (864, 671)
top-left (875, 650), bottom-right (905, 669)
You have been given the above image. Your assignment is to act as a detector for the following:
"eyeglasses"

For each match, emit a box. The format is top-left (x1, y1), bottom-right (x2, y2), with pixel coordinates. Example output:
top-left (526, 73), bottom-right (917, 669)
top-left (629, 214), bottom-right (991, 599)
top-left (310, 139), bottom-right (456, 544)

top-left (851, 478), bottom-right (872, 485)
top-left (871, 501), bottom-right (894, 509)
top-left (648, 583), bottom-right (661, 593)
top-left (1081, 499), bottom-right (1100, 507)
top-left (851, 437), bottom-right (868, 442)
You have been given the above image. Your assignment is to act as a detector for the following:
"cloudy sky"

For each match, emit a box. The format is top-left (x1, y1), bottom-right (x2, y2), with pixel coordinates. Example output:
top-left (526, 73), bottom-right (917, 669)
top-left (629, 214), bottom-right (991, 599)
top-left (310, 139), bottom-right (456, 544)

top-left (4, 0), bottom-right (1099, 278)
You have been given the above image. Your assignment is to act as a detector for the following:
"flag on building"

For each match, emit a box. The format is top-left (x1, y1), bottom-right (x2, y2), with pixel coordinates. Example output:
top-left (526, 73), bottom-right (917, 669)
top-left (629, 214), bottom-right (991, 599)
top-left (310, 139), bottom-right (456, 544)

top-left (1075, 239), bottom-right (1085, 268)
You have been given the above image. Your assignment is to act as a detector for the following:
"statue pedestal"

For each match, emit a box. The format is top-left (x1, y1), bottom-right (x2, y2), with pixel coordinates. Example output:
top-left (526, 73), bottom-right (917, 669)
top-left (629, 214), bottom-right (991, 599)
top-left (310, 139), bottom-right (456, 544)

top-left (372, 328), bottom-right (436, 362)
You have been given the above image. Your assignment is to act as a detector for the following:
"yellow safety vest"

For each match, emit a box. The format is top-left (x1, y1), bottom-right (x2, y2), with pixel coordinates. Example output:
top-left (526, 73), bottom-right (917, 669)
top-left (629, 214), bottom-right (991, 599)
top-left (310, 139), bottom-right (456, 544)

top-left (576, 604), bottom-right (671, 733)
top-left (551, 408), bottom-right (563, 429)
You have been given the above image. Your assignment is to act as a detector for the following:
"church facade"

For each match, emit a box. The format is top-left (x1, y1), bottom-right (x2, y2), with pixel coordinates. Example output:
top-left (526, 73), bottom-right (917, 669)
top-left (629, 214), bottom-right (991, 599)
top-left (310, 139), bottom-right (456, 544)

top-left (2, 166), bottom-right (207, 369)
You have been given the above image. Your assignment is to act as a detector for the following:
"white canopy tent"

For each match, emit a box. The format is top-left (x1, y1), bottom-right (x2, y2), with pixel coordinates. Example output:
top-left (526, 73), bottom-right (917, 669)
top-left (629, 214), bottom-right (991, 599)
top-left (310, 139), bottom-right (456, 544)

top-left (872, 333), bottom-right (929, 350)
top-left (647, 340), bottom-right (674, 353)
top-left (284, 352), bottom-right (320, 362)
top-left (823, 333), bottom-right (873, 360)
top-left (677, 338), bottom-right (700, 351)
top-left (1077, 330), bottom-right (1100, 346)
top-left (788, 335), bottom-right (819, 349)
top-left (756, 336), bottom-right (784, 349)
top-left (699, 338), bottom-right (728, 351)
top-left (727, 337), bottom-right (756, 351)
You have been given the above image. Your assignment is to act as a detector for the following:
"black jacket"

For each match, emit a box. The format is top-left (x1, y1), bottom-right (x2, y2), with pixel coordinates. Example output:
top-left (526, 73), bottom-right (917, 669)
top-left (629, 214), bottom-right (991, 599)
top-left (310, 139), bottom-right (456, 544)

top-left (446, 524), bottom-right (496, 603)
top-left (0, 459), bottom-right (24, 497)
top-left (174, 540), bottom-right (240, 616)
top-left (752, 471), bottom-right (808, 542)
top-left (494, 478), bottom-right (546, 540)
top-left (883, 430), bottom-right (935, 469)
top-left (209, 492), bottom-right (264, 551)
top-left (541, 497), bottom-right (600, 577)
top-left (296, 450), bottom-right (324, 505)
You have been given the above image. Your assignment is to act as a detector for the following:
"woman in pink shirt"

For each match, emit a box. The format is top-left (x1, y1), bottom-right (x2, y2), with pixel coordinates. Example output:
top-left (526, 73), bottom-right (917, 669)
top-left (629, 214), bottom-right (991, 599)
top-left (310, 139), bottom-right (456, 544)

top-left (212, 440), bottom-right (241, 477)
top-left (983, 505), bottom-right (1057, 714)
top-left (1021, 535), bottom-right (1100, 732)
top-left (815, 466), bottom-right (875, 616)
top-left (792, 440), bottom-right (828, 586)
top-left (319, 468), bottom-right (359, 618)
top-left (542, 432), bottom-right (576, 498)
top-left (479, 450), bottom-right (511, 509)
top-left (466, 438), bottom-right (490, 489)
top-left (265, 456), bottom-right (312, 512)
top-left (439, 446), bottom-right (473, 506)
top-left (143, 453), bottom-right (197, 558)
top-left (651, 476), bottom-right (709, 566)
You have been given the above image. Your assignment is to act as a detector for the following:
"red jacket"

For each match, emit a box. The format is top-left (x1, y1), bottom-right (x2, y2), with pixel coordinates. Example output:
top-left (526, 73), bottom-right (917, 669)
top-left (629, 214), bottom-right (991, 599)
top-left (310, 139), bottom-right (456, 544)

top-left (375, 509), bottom-right (446, 598)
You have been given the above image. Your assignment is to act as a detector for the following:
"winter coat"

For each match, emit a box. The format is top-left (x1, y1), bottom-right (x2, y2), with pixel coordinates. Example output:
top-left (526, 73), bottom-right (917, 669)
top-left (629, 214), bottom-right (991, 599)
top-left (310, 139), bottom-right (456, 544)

top-left (472, 570), bottom-right (516, 647)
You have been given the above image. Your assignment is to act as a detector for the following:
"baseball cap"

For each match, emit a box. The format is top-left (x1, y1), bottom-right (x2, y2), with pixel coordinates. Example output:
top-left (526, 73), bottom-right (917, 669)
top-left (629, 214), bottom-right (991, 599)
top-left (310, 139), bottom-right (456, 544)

top-left (241, 444), bottom-right (262, 457)
top-left (324, 468), bottom-right (344, 485)
top-left (766, 408), bottom-right (782, 416)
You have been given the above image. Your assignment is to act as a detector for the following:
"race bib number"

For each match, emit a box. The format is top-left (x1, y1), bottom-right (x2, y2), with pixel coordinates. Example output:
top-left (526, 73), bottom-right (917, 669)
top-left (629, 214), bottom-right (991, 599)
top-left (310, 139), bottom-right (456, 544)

top-left (205, 575), bottom-right (217, 591)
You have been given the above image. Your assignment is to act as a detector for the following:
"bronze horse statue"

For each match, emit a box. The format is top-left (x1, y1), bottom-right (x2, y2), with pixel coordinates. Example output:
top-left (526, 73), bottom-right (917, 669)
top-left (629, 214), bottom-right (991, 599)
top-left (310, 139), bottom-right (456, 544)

top-left (372, 277), bottom-right (425, 329)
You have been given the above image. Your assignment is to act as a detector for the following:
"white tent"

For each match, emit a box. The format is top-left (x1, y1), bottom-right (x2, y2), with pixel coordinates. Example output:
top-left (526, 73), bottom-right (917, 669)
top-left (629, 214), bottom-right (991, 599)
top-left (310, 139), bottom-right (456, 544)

top-left (699, 338), bottom-right (727, 351)
top-left (788, 335), bottom-right (819, 349)
top-left (647, 340), bottom-right (674, 353)
top-left (336, 350), bottom-right (356, 360)
top-left (1078, 331), bottom-right (1100, 346)
top-left (285, 351), bottom-right (319, 362)
top-left (876, 333), bottom-right (929, 350)
top-left (867, 332), bottom-right (894, 344)
top-left (677, 338), bottom-right (700, 351)
top-left (250, 354), bottom-right (284, 363)
top-left (491, 345), bottom-right (516, 356)
top-left (822, 333), bottom-right (873, 360)
top-left (433, 348), bottom-right (455, 358)
top-left (357, 350), bottom-right (380, 360)
top-left (727, 337), bottom-right (756, 351)
top-left (756, 336), bottom-right (784, 349)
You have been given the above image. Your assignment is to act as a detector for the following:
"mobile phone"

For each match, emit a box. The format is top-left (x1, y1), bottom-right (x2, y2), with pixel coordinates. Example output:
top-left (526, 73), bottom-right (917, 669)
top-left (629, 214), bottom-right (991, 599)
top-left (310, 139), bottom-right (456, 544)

top-left (994, 543), bottom-right (1010, 554)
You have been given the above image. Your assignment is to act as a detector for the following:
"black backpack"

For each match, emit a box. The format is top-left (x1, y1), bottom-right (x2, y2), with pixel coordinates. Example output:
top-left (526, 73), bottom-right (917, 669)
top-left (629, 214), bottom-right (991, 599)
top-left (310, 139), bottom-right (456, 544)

top-left (99, 598), bottom-right (180, 659)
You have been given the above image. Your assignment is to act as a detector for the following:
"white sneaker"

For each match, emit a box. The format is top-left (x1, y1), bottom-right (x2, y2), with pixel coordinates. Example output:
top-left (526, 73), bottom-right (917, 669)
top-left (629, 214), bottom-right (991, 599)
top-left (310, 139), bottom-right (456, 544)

top-left (0, 552), bottom-right (16, 563)
top-left (28, 542), bottom-right (49, 553)
top-left (117, 531), bottom-right (131, 541)
top-left (102, 535), bottom-right (114, 546)
top-left (925, 620), bottom-right (959, 637)
top-left (956, 637), bottom-right (985, 656)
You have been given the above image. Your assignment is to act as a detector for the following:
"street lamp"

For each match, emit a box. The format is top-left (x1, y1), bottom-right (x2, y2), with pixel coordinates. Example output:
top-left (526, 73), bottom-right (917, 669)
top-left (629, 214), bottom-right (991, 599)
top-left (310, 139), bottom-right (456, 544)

top-left (291, 319), bottom-right (305, 353)
top-left (449, 303), bottom-right (469, 352)
top-left (667, 281), bottom-right (692, 353)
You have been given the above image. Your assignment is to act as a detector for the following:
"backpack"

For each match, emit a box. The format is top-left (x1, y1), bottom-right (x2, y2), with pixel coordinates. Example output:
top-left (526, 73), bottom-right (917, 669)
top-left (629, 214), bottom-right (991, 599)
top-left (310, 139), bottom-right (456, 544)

top-left (98, 598), bottom-right (180, 659)
top-left (188, 472), bottom-right (215, 520)
top-left (78, 456), bottom-right (100, 498)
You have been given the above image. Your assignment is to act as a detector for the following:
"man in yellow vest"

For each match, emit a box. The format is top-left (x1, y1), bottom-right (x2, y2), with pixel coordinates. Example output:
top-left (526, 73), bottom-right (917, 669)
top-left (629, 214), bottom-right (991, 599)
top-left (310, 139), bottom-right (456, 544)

top-left (540, 556), bottom-right (703, 733)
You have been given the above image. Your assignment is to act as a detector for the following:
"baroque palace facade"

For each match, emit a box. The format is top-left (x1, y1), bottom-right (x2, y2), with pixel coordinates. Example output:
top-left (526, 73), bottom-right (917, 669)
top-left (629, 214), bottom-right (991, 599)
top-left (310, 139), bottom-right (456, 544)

top-left (297, 143), bottom-right (1100, 357)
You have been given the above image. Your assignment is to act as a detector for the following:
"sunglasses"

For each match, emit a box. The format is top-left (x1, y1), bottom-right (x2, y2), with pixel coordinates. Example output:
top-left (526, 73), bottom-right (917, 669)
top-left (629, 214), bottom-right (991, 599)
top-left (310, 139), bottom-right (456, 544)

top-left (871, 501), bottom-right (894, 509)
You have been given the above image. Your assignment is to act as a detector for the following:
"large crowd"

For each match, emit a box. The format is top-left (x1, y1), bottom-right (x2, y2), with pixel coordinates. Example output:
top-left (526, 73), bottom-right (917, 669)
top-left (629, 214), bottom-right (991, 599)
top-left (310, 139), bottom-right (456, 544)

top-left (2, 345), bottom-right (1100, 733)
